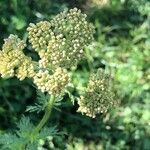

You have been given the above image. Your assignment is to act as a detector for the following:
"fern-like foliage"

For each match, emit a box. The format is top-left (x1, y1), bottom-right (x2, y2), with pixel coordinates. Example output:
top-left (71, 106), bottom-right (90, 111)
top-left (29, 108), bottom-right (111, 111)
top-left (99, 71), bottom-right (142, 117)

top-left (16, 116), bottom-right (34, 138)
top-left (26, 89), bottom-right (73, 113)
top-left (0, 133), bottom-right (22, 150)
top-left (26, 89), bottom-right (49, 113)
top-left (0, 116), bottom-right (65, 150)
top-left (0, 116), bottom-right (34, 150)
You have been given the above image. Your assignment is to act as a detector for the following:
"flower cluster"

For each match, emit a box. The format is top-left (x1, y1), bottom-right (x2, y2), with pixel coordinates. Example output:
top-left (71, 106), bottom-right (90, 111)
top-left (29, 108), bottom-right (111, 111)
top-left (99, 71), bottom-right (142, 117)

top-left (15, 57), bottom-right (36, 80)
top-left (0, 8), bottom-right (95, 97)
top-left (33, 68), bottom-right (70, 95)
top-left (27, 21), bottom-right (51, 51)
top-left (0, 35), bottom-right (35, 80)
top-left (78, 69), bottom-right (117, 118)
top-left (88, 0), bottom-right (108, 7)
top-left (27, 8), bottom-right (95, 69)
top-left (0, 8), bottom-right (118, 119)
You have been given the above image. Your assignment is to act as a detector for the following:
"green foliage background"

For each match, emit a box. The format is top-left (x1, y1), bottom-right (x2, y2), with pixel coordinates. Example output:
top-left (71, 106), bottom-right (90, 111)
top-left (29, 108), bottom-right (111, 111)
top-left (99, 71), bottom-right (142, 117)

top-left (0, 0), bottom-right (150, 149)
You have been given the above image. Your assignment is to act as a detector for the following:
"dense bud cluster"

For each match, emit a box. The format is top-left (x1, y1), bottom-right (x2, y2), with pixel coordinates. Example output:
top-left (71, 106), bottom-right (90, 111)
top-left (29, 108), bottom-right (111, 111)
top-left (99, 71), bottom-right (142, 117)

top-left (0, 35), bottom-right (35, 79)
top-left (2, 34), bottom-right (26, 53)
top-left (33, 68), bottom-right (70, 96)
top-left (27, 8), bottom-right (95, 69)
top-left (0, 8), bottom-right (95, 98)
top-left (0, 8), bottom-right (118, 119)
top-left (27, 21), bottom-right (52, 51)
top-left (78, 69), bottom-right (117, 118)
top-left (16, 58), bottom-right (36, 80)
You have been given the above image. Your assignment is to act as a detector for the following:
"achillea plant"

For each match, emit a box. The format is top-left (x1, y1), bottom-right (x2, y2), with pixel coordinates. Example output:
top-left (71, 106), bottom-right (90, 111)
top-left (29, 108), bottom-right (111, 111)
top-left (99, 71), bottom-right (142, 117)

top-left (33, 67), bottom-right (69, 95)
top-left (27, 8), bottom-right (94, 69)
top-left (0, 8), bottom-right (118, 149)
top-left (78, 69), bottom-right (117, 118)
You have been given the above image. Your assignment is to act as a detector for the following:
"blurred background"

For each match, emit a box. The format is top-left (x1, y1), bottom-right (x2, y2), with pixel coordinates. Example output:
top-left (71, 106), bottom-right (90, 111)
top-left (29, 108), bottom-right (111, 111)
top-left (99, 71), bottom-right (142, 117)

top-left (0, 0), bottom-right (150, 149)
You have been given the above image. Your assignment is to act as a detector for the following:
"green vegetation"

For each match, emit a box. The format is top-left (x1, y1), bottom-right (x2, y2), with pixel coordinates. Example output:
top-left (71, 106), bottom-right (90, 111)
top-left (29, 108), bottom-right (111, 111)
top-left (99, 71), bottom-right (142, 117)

top-left (0, 0), bottom-right (150, 149)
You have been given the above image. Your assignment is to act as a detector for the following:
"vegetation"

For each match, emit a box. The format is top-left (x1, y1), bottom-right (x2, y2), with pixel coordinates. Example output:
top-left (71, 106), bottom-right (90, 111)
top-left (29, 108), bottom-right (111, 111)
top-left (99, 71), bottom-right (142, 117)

top-left (0, 0), bottom-right (150, 149)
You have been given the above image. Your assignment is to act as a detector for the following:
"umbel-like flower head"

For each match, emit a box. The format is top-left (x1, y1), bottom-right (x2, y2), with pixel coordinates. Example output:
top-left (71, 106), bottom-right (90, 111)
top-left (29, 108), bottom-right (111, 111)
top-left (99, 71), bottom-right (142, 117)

top-left (0, 35), bottom-right (35, 79)
top-left (0, 8), bottom-right (94, 98)
top-left (78, 69), bottom-right (118, 118)
top-left (27, 8), bottom-right (95, 69)
top-left (33, 67), bottom-right (70, 96)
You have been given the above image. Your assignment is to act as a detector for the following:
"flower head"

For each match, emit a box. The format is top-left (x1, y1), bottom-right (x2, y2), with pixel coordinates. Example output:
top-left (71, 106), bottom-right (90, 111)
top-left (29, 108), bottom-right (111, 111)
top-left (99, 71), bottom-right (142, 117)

top-left (16, 57), bottom-right (36, 80)
top-left (2, 34), bottom-right (26, 53)
top-left (78, 69), bottom-right (118, 118)
top-left (0, 34), bottom-right (35, 79)
top-left (33, 67), bottom-right (70, 96)
top-left (0, 8), bottom-right (95, 98)
top-left (27, 21), bottom-right (52, 51)
top-left (27, 8), bottom-right (95, 69)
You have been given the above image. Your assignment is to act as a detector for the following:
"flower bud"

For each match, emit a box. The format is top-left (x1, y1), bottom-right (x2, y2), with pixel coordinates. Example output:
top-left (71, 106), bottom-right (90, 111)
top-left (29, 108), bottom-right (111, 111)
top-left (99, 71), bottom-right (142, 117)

top-left (78, 69), bottom-right (118, 118)
top-left (0, 35), bottom-right (36, 79)
top-left (27, 8), bottom-right (95, 69)
top-left (33, 67), bottom-right (70, 96)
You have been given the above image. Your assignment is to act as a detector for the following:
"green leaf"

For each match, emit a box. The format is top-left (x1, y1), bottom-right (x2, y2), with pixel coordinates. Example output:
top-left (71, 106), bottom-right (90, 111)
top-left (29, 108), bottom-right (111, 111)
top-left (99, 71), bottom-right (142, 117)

top-left (26, 90), bottom-right (49, 113)
top-left (16, 116), bottom-right (34, 139)
top-left (0, 133), bottom-right (24, 150)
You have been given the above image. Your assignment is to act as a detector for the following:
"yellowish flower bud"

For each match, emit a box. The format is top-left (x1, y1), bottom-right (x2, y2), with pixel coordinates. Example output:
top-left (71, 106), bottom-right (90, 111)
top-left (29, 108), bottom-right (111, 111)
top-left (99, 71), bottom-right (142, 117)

top-left (33, 68), bottom-right (70, 96)
top-left (16, 57), bottom-right (36, 80)
top-left (78, 69), bottom-right (118, 118)
top-left (27, 8), bottom-right (95, 69)
top-left (0, 35), bottom-right (36, 79)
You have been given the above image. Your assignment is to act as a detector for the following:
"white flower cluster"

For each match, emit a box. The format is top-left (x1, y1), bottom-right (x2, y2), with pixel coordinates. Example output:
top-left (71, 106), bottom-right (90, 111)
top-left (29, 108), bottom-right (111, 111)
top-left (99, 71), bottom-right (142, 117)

top-left (16, 58), bottom-right (36, 80)
top-left (27, 21), bottom-right (51, 51)
top-left (27, 8), bottom-right (95, 69)
top-left (78, 69), bottom-right (118, 118)
top-left (0, 35), bottom-right (35, 80)
top-left (33, 68), bottom-right (69, 95)
top-left (0, 8), bottom-right (95, 97)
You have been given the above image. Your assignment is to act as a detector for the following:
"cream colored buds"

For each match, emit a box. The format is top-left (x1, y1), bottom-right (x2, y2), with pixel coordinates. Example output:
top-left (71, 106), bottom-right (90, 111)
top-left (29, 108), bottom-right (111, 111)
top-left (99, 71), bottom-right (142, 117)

top-left (0, 35), bottom-right (35, 79)
top-left (33, 68), bottom-right (70, 96)
top-left (27, 8), bottom-right (95, 69)
top-left (27, 21), bottom-right (52, 51)
top-left (16, 57), bottom-right (36, 80)
top-left (78, 69), bottom-right (117, 118)
top-left (0, 8), bottom-right (95, 99)
top-left (2, 34), bottom-right (26, 53)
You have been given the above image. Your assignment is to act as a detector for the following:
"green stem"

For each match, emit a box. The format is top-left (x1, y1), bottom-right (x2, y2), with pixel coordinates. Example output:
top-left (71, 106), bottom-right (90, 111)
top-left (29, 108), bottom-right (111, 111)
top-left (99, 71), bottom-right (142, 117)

top-left (22, 95), bottom-right (55, 149)
top-left (34, 95), bottom-right (55, 133)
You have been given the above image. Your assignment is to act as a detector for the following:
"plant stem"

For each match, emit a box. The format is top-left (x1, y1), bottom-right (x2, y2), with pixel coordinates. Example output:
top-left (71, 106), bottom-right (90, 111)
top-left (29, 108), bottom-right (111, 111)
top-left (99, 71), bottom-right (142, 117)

top-left (22, 95), bottom-right (55, 149)
top-left (34, 95), bottom-right (55, 133)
